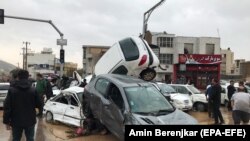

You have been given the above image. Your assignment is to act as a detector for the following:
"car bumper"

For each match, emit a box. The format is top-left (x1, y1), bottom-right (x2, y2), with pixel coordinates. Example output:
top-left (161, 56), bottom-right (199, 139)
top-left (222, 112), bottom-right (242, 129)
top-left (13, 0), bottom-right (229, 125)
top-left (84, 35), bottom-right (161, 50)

top-left (175, 103), bottom-right (193, 111)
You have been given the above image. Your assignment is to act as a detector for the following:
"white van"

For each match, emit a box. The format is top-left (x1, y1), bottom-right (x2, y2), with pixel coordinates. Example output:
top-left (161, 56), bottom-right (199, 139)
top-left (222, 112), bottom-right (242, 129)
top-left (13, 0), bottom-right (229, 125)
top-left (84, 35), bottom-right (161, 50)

top-left (169, 84), bottom-right (208, 112)
top-left (94, 36), bottom-right (159, 81)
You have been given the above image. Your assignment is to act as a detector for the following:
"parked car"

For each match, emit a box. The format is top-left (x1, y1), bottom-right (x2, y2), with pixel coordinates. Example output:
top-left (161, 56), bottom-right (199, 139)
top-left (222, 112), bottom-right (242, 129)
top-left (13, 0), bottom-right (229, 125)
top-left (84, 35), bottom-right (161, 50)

top-left (153, 82), bottom-right (193, 111)
top-left (209, 84), bottom-right (229, 106)
top-left (83, 74), bottom-right (198, 141)
top-left (94, 36), bottom-right (160, 81)
top-left (169, 84), bottom-right (208, 112)
top-left (0, 83), bottom-right (10, 107)
top-left (220, 82), bottom-right (250, 106)
top-left (43, 86), bottom-right (84, 127)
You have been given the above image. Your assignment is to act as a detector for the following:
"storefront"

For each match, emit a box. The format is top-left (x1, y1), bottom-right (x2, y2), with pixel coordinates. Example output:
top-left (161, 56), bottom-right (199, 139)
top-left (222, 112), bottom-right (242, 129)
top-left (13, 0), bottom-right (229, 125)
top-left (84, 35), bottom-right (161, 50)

top-left (173, 54), bottom-right (222, 90)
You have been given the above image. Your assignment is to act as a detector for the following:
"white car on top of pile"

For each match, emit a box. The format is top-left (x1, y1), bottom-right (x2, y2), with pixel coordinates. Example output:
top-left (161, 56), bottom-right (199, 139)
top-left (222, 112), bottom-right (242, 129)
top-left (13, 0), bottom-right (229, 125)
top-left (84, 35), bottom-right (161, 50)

top-left (43, 86), bottom-right (84, 127)
top-left (94, 36), bottom-right (160, 81)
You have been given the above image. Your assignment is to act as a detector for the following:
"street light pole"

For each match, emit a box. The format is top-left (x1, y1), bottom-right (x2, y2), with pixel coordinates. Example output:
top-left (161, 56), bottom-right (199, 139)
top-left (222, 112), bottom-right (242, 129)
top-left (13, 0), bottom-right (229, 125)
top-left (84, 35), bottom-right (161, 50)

top-left (23, 41), bottom-right (30, 70)
top-left (142, 0), bottom-right (165, 39)
top-left (4, 15), bottom-right (66, 77)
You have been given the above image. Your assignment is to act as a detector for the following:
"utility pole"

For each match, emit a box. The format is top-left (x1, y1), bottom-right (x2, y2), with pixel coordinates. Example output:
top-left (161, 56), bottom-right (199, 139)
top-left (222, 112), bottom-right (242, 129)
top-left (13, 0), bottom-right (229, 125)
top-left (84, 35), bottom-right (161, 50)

top-left (4, 15), bottom-right (66, 77)
top-left (21, 47), bottom-right (25, 69)
top-left (142, 0), bottom-right (165, 39)
top-left (23, 41), bottom-right (30, 70)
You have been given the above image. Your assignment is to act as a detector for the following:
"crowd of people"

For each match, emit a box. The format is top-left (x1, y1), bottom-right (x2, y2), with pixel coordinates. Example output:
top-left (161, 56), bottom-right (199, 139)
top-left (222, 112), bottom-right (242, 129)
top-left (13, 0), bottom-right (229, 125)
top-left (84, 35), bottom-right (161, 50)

top-left (2, 68), bottom-right (250, 140)
top-left (206, 79), bottom-right (250, 125)
top-left (2, 69), bottom-right (93, 140)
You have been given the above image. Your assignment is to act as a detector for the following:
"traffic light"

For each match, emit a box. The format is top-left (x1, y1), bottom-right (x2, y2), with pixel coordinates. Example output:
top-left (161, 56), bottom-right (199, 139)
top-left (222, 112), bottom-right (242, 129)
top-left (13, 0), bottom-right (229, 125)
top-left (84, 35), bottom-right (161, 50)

top-left (0, 9), bottom-right (4, 24)
top-left (60, 49), bottom-right (65, 63)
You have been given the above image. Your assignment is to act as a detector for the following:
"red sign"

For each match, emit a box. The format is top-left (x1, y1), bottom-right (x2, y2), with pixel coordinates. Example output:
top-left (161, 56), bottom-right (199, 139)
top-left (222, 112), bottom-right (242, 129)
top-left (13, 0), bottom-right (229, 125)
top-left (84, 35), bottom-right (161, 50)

top-left (179, 54), bottom-right (222, 64)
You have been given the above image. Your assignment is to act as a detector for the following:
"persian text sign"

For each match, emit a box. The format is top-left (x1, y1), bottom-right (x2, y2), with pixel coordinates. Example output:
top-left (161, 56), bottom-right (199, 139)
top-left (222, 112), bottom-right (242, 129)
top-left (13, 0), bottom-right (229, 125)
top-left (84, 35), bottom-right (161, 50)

top-left (179, 54), bottom-right (222, 64)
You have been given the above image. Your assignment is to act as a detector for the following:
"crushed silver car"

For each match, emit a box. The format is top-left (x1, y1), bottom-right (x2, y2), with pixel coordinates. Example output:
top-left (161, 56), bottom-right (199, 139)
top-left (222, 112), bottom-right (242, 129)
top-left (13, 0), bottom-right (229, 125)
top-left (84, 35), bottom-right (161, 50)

top-left (83, 74), bottom-right (198, 140)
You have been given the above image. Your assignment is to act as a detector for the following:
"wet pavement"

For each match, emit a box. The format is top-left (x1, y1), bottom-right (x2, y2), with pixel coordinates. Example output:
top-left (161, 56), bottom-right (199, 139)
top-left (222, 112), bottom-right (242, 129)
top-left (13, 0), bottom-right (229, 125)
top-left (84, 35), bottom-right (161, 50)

top-left (0, 106), bottom-right (237, 141)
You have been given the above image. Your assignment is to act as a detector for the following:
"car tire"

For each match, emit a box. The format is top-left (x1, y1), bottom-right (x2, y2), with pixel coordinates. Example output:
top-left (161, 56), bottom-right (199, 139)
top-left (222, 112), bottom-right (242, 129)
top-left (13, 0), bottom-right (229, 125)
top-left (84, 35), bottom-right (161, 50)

top-left (46, 111), bottom-right (54, 122)
top-left (196, 103), bottom-right (205, 112)
top-left (140, 68), bottom-right (156, 81)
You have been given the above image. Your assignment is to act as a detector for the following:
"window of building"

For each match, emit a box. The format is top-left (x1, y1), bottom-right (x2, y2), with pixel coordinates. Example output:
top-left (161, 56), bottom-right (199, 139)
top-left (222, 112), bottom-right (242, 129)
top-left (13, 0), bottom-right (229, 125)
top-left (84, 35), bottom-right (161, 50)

top-left (184, 43), bottom-right (194, 54)
top-left (231, 70), bottom-right (234, 74)
top-left (157, 37), bottom-right (173, 48)
top-left (236, 61), bottom-right (240, 67)
top-left (83, 48), bottom-right (86, 59)
top-left (159, 54), bottom-right (173, 64)
top-left (206, 44), bottom-right (215, 55)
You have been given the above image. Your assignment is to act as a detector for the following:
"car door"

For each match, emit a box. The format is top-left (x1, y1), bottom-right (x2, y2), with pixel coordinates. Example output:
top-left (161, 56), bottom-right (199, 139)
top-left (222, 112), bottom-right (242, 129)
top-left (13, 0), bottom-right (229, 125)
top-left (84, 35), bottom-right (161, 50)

top-left (175, 86), bottom-right (194, 101)
top-left (50, 95), bottom-right (69, 122)
top-left (101, 84), bottom-right (124, 138)
top-left (94, 43), bottom-right (124, 76)
top-left (90, 78), bottom-right (110, 120)
top-left (63, 93), bottom-right (82, 127)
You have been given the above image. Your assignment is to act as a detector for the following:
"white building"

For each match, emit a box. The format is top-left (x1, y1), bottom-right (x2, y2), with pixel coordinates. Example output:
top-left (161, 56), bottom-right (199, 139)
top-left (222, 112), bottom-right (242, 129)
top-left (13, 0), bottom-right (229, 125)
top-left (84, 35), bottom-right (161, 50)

top-left (234, 59), bottom-right (245, 75)
top-left (145, 31), bottom-right (221, 83)
top-left (220, 48), bottom-right (234, 75)
top-left (27, 48), bottom-right (55, 78)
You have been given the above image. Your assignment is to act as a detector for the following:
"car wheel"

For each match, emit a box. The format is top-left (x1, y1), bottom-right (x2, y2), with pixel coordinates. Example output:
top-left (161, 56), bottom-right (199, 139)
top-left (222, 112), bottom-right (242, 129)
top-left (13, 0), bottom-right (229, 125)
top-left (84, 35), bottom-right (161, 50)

top-left (196, 103), bottom-right (205, 112)
top-left (46, 111), bottom-right (53, 122)
top-left (140, 68), bottom-right (156, 81)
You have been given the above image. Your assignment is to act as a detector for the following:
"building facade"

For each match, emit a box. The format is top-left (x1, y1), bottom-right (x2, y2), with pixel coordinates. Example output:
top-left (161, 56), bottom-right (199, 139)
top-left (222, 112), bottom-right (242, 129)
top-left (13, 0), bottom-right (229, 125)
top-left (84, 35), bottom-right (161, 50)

top-left (145, 31), bottom-right (221, 89)
top-left (82, 45), bottom-right (110, 77)
top-left (239, 61), bottom-right (250, 81)
top-left (55, 60), bottom-right (78, 77)
top-left (233, 59), bottom-right (245, 75)
top-left (27, 48), bottom-right (56, 78)
top-left (220, 48), bottom-right (234, 75)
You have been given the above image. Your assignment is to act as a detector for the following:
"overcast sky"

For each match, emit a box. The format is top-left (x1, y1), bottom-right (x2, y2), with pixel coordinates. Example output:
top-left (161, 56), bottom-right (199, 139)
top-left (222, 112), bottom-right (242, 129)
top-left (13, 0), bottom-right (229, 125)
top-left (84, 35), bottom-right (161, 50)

top-left (1, 0), bottom-right (250, 68)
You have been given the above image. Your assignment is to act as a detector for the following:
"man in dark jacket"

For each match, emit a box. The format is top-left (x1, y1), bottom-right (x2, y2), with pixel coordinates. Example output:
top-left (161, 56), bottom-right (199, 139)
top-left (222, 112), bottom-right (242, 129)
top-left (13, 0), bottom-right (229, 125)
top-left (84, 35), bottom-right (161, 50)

top-left (211, 78), bottom-right (225, 125)
top-left (206, 84), bottom-right (213, 118)
top-left (3, 70), bottom-right (42, 141)
top-left (227, 80), bottom-right (236, 111)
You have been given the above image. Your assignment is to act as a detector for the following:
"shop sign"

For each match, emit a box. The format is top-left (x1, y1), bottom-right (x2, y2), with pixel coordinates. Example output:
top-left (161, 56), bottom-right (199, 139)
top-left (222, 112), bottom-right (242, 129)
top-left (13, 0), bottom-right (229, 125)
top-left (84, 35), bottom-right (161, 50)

top-left (179, 54), bottom-right (222, 64)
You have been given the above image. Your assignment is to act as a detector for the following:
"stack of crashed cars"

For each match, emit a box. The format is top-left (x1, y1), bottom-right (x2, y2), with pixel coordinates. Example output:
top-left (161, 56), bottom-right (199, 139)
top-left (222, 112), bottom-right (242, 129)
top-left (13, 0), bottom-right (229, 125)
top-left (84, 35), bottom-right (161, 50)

top-left (82, 36), bottom-right (198, 140)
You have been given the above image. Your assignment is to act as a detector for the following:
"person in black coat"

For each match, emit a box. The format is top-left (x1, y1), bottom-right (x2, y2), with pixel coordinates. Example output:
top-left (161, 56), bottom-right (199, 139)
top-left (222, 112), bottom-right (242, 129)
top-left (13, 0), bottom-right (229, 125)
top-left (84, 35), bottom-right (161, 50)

top-left (227, 80), bottom-right (236, 111)
top-left (3, 70), bottom-right (42, 141)
top-left (210, 78), bottom-right (225, 125)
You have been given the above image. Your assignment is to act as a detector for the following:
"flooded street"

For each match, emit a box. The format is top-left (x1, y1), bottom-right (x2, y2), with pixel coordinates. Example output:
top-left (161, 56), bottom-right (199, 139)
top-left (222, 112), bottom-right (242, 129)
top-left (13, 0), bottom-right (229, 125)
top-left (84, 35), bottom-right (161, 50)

top-left (0, 106), bottom-right (234, 141)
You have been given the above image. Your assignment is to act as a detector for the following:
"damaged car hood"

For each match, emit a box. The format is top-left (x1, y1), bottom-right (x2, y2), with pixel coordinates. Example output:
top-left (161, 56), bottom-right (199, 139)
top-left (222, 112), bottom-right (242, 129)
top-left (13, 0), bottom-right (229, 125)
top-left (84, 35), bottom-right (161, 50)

top-left (132, 109), bottom-right (197, 125)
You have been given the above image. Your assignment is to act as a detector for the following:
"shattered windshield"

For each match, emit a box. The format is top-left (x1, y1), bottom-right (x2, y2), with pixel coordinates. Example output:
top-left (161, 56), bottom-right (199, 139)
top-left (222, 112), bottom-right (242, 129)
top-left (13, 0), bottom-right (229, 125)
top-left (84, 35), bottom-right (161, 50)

top-left (125, 85), bottom-right (174, 115)
top-left (158, 83), bottom-right (176, 93)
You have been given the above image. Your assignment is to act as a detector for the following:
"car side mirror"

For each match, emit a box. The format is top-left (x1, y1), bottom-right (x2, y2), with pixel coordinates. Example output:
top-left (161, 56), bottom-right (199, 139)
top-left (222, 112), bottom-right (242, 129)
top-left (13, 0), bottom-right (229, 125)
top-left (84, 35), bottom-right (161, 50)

top-left (188, 92), bottom-right (192, 95)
